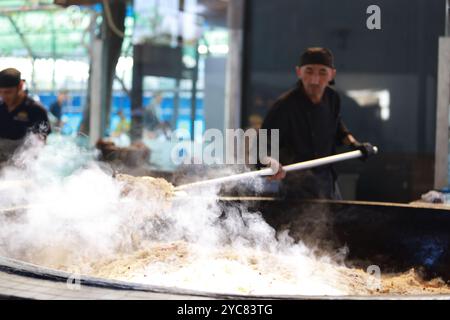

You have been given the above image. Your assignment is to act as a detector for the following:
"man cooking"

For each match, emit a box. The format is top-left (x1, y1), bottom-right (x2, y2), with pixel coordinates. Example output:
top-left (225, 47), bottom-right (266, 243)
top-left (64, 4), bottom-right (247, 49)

top-left (262, 47), bottom-right (375, 199)
top-left (0, 68), bottom-right (51, 162)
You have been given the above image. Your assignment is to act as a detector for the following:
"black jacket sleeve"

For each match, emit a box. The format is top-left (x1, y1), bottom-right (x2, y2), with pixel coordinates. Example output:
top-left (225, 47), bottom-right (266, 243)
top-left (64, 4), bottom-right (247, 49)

top-left (257, 100), bottom-right (290, 167)
top-left (30, 106), bottom-right (52, 138)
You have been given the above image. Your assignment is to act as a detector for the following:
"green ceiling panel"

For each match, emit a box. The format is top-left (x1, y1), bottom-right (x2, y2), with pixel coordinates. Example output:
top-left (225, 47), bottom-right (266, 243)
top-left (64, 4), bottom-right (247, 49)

top-left (0, 1), bottom-right (92, 59)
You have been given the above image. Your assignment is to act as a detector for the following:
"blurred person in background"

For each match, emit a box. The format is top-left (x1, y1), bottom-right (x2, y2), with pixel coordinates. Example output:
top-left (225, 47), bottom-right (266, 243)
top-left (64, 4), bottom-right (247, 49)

top-left (143, 92), bottom-right (164, 139)
top-left (49, 89), bottom-right (69, 129)
top-left (112, 110), bottom-right (131, 147)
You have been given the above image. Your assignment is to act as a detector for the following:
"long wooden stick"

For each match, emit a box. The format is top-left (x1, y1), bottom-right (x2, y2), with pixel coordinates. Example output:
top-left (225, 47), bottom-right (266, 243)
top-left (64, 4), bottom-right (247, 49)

top-left (175, 147), bottom-right (378, 191)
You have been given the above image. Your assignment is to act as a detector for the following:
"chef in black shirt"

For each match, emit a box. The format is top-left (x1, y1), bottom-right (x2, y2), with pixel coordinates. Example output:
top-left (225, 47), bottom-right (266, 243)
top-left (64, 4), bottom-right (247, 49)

top-left (0, 68), bottom-right (51, 161)
top-left (262, 48), bottom-right (375, 199)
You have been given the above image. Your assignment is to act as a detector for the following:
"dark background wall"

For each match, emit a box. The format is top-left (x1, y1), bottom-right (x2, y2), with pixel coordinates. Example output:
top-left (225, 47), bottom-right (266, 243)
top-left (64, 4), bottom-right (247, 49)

top-left (242, 0), bottom-right (446, 202)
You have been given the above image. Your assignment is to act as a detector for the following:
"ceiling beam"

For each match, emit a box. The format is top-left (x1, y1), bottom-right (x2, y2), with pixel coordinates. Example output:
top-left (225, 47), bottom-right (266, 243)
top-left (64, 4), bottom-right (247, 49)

top-left (5, 14), bottom-right (36, 60)
top-left (53, 0), bottom-right (128, 7)
top-left (0, 5), bottom-right (60, 13)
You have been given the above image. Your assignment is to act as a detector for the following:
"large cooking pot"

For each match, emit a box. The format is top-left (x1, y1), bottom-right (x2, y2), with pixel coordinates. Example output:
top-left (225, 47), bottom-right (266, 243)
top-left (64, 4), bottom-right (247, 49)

top-left (1, 198), bottom-right (450, 299)
top-left (218, 198), bottom-right (450, 282)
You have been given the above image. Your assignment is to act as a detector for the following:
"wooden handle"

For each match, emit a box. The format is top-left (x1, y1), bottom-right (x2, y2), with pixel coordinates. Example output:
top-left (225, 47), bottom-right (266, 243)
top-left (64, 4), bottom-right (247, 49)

top-left (175, 147), bottom-right (378, 191)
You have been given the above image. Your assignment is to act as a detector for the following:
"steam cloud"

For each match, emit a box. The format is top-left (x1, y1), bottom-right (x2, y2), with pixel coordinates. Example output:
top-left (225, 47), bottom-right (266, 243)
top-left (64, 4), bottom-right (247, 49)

top-left (0, 134), bottom-right (353, 296)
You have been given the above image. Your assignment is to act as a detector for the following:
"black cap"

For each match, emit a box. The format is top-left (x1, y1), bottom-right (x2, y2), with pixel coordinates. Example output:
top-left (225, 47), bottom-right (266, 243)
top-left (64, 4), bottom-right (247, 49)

top-left (299, 47), bottom-right (334, 68)
top-left (0, 68), bottom-right (21, 88)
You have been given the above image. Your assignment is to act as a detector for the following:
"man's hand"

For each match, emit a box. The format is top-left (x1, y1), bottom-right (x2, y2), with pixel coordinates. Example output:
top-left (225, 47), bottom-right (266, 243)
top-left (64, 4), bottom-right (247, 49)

top-left (261, 157), bottom-right (286, 181)
top-left (351, 142), bottom-right (377, 160)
